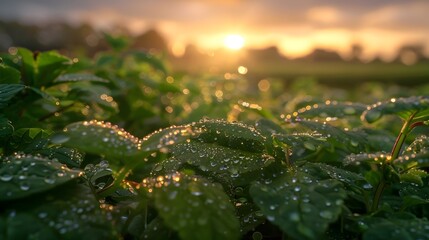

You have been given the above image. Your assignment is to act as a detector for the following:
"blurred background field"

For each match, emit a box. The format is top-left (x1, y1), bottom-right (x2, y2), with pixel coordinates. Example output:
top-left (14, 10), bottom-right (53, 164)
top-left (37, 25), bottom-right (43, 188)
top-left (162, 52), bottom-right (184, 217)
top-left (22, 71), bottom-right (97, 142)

top-left (1, 0), bottom-right (429, 89)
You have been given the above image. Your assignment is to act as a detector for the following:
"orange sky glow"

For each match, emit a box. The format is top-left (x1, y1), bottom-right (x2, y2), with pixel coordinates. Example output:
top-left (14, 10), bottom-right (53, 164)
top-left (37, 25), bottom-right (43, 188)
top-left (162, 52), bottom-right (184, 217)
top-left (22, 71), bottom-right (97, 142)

top-left (1, 0), bottom-right (429, 60)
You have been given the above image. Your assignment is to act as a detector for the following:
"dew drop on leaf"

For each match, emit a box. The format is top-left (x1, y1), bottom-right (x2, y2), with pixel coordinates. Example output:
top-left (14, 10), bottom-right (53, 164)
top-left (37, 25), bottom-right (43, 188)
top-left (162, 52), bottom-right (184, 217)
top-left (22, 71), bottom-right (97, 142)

top-left (364, 110), bottom-right (382, 123)
top-left (51, 134), bottom-right (71, 144)
top-left (319, 210), bottom-right (333, 219)
top-left (252, 232), bottom-right (263, 240)
top-left (0, 174), bottom-right (13, 181)
top-left (303, 142), bottom-right (316, 151)
top-left (19, 182), bottom-right (30, 191)
top-left (289, 212), bottom-right (300, 222)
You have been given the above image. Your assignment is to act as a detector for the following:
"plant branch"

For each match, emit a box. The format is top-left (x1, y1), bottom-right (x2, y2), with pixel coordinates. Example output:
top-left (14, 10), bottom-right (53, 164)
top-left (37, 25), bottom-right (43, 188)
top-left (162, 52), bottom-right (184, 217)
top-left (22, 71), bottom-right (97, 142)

top-left (370, 112), bottom-right (418, 212)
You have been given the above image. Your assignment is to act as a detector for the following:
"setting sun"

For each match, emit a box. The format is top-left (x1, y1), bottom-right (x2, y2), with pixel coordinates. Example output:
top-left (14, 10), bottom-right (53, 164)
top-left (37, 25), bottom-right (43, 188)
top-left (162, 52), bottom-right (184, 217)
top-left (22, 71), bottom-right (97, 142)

top-left (224, 34), bottom-right (245, 50)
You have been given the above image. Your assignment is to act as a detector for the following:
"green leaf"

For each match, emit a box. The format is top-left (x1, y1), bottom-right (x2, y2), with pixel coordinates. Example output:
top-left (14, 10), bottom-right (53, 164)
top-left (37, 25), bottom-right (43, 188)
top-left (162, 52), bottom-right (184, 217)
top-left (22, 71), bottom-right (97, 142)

top-left (307, 162), bottom-right (365, 186)
top-left (141, 217), bottom-right (177, 240)
top-left (297, 120), bottom-right (368, 152)
top-left (393, 150), bottom-right (429, 170)
top-left (360, 215), bottom-right (429, 240)
top-left (400, 169), bottom-right (428, 186)
top-left (255, 118), bottom-right (288, 136)
top-left (0, 117), bottom-right (14, 144)
top-left (288, 101), bottom-right (367, 120)
top-left (140, 124), bottom-right (198, 152)
top-left (402, 195), bottom-right (429, 209)
top-left (344, 152), bottom-right (390, 166)
top-left (54, 73), bottom-right (108, 84)
top-left (164, 141), bottom-right (275, 185)
top-left (0, 64), bottom-right (21, 83)
top-left (403, 135), bottom-right (429, 155)
top-left (0, 154), bottom-right (82, 201)
top-left (17, 48), bottom-right (36, 85)
top-left (37, 147), bottom-right (84, 168)
top-left (142, 172), bottom-right (240, 240)
top-left (0, 84), bottom-right (25, 109)
top-left (132, 51), bottom-right (167, 74)
top-left (103, 33), bottom-right (130, 51)
top-left (193, 119), bottom-right (267, 153)
top-left (1, 184), bottom-right (116, 240)
top-left (361, 96), bottom-right (429, 123)
top-left (250, 170), bottom-right (347, 240)
top-left (35, 50), bottom-right (72, 87)
top-left (52, 120), bottom-right (141, 159)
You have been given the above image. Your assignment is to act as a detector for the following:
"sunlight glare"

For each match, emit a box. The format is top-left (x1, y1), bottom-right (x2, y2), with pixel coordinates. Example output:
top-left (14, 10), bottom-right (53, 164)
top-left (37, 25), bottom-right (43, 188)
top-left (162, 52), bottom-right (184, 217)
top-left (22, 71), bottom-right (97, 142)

top-left (224, 34), bottom-right (245, 50)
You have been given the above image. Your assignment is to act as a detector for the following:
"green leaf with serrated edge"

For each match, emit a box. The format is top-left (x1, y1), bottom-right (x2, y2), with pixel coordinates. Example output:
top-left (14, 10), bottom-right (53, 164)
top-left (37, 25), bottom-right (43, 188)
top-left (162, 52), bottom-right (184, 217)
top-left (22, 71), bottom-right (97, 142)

top-left (0, 154), bottom-right (82, 201)
top-left (250, 169), bottom-right (347, 240)
top-left (289, 101), bottom-right (367, 120)
top-left (274, 133), bottom-right (332, 156)
top-left (296, 120), bottom-right (368, 152)
top-left (1, 184), bottom-right (116, 240)
top-left (403, 135), bottom-right (429, 155)
top-left (142, 172), bottom-right (240, 240)
top-left (54, 73), bottom-right (108, 84)
top-left (193, 119), bottom-right (267, 153)
top-left (307, 162), bottom-right (365, 186)
top-left (37, 147), bottom-right (84, 168)
top-left (400, 169), bottom-right (428, 186)
top-left (398, 181), bottom-right (429, 202)
top-left (359, 214), bottom-right (429, 240)
top-left (35, 50), bottom-right (72, 87)
top-left (0, 64), bottom-right (21, 83)
top-left (0, 84), bottom-right (25, 109)
top-left (362, 96), bottom-right (429, 123)
top-left (163, 141), bottom-right (275, 185)
top-left (255, 118), bottom-right (288, 136)
top-left (0, 117), bottom-right (13, 143)
top-left (140, 124), bottom-right (198, 152)
top-left (393, 150), bottom-right (429, 170)
top-left (344, 152), bottom-right (389, 166)
top-left (17, 48), bottom-right (36, 85)
top-left (51, 120), bottom-right (140, 159)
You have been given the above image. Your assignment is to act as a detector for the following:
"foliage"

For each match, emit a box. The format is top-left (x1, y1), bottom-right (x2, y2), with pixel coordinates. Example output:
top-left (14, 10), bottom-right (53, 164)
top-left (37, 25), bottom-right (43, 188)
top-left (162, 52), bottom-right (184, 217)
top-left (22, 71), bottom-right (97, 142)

top-left (1, 41), bottom-right (429, 240)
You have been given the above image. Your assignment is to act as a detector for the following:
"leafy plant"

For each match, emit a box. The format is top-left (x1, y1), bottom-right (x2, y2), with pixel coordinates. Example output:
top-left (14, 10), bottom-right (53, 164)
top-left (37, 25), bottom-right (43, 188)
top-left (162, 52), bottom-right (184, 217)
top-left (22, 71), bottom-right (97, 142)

top-left (1, 45), bottom-right (429, 240)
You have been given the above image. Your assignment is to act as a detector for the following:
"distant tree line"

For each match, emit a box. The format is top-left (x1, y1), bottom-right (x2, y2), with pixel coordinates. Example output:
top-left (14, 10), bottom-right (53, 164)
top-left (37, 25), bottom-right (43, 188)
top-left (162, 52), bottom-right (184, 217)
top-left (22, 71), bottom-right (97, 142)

top-left (0, 20), bottom-right (428, 66)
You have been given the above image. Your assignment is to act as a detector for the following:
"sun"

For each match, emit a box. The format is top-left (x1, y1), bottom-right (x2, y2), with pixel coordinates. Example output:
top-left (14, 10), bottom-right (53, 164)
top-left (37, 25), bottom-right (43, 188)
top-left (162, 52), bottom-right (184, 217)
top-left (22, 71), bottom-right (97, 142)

top-left (224, 34), bottom-right (245, 50)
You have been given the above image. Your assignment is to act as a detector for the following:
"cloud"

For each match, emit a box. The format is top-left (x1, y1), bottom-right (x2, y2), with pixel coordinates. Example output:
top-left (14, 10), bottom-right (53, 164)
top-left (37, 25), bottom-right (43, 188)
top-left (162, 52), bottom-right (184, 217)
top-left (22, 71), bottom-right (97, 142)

top-left (0, 0), bottom-right (428, 58)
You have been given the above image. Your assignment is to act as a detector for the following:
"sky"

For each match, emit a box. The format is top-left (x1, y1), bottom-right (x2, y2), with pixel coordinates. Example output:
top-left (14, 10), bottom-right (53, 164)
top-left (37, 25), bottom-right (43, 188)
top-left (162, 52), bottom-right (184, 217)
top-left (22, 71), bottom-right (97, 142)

top-left (1, 0), bottom-right (429, 59)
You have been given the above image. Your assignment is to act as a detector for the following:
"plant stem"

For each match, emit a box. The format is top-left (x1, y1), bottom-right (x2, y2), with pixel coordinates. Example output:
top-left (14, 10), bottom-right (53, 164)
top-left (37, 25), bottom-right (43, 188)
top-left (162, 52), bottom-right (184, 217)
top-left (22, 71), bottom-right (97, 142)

top-left (370, 112), bottom-right (417, 212)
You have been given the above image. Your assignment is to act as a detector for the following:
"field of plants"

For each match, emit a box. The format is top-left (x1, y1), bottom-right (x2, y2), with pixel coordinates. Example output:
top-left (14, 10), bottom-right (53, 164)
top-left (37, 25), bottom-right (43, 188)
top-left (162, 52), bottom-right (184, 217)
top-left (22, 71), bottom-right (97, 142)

top-left (1, 37), bottom-right (429, 240)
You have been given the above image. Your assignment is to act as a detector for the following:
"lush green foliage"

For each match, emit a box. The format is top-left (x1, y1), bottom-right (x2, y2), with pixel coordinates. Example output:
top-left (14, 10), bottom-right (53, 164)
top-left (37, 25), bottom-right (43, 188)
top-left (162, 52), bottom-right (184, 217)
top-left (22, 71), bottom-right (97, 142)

top-left (1, 41), bottom-right (429, 240)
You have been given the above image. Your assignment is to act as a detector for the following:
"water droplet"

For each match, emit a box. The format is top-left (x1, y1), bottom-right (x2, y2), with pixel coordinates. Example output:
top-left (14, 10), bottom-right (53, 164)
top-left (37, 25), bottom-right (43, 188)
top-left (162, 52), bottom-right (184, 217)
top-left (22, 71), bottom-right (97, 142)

top-left (0, 174), bottom-right (13, 181)
top-left (252, 232), bottom-right (263, 240)
top-left (51, 134), bottom-right (70, 144)
top-left (319, 210), bottom-right (333, 219)
top-left (343, 107), bottom-right (356, 115)
top-left (303, 142), bottom-right (316, 151)
top-left (364, 110), bottom-right (381, 123)
top-left (20, 183), bottom-right (30, 191)
top-left (289, 212), bottom-right (300, 222)
top-left (44, 177), bottom-right (56, 184)
top-left (350, 140), bottom-right (359, 147)
top-left (197, 216), bottom-right (208, 225)
top-left (169, 191), bottom-right (178, 199)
